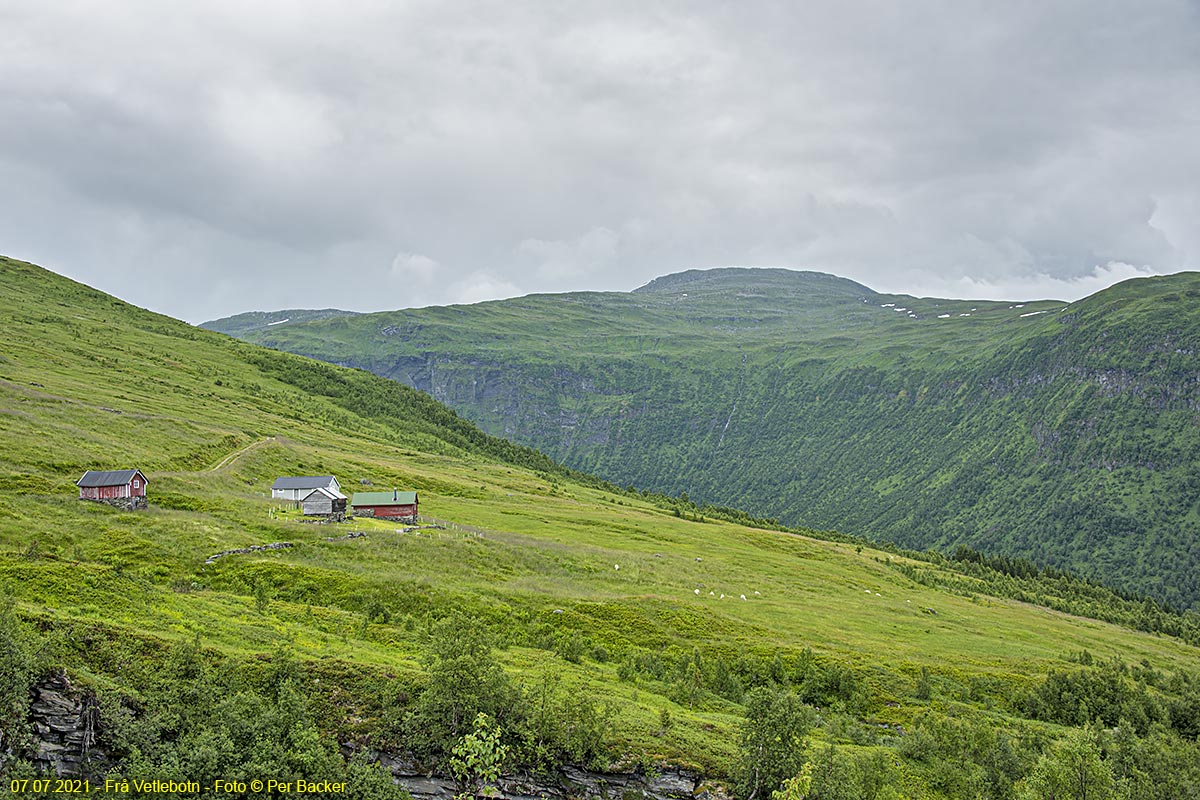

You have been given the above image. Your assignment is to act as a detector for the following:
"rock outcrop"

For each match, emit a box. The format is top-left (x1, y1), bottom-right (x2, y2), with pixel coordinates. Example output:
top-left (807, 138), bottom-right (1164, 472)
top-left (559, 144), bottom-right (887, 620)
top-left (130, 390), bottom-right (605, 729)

top-left (28, 673), bottom-right (106, 776)
top-left (360, 748), bottom-right (715, 800)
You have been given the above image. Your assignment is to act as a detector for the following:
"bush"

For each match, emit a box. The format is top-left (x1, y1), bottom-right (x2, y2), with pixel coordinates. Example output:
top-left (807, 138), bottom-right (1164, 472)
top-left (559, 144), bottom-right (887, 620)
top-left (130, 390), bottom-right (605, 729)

top-left (734, 687), bottom-right (816, 800)
top-left (0, 597), bottom-right (36, 757)
top-left (509, 670), bottom-right (614, 772)
top-left (406, 613), bottom-right (516, 761)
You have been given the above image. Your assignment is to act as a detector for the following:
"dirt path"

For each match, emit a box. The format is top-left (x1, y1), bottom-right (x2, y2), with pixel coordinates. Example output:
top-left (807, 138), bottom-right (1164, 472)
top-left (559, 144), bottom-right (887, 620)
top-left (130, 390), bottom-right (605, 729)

top-left (209, 436), bottom-right (276, 471)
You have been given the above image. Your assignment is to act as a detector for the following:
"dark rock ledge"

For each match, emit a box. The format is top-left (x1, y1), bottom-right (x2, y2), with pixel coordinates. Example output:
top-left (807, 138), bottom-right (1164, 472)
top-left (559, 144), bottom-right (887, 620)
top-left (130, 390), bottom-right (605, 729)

top-left (20, 675), bottom-right (727, 800)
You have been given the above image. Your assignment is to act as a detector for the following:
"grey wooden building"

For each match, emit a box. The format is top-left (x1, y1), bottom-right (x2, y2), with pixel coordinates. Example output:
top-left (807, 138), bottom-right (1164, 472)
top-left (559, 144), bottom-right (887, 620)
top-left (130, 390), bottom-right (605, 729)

top-left (301, 486), bottom-right (348, 516)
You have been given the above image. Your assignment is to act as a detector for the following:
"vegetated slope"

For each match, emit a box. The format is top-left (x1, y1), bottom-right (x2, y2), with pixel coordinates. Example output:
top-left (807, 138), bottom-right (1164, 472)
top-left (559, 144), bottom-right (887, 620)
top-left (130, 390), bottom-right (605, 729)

top-left (210, 267), bottom-right (1200, 611)
top-left (6, 255), bottom-right (1200, 798)
top-left (204, 308), bottom-right (361, 337)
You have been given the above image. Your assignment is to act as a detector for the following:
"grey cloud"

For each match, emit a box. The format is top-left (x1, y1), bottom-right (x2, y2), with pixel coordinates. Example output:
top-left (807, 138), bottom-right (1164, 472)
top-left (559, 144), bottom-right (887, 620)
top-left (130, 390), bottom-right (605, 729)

top-left (1, 1), bottom-right (1198, 322)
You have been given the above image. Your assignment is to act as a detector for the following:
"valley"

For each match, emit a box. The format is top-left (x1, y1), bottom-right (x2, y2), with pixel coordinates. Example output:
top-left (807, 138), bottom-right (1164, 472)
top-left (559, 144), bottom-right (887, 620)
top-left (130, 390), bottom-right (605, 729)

top-left (208, 267), bottom-right (1200, 611)
top-left (1, 255), bottom-right (1198, 799)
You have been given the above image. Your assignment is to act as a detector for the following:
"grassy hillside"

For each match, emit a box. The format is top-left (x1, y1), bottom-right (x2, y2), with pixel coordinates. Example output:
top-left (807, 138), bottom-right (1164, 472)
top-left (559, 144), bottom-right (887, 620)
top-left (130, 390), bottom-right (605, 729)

top-left (208, 267), bottom-right (1200, 611)
top-left (4, 256), bottom-right (1200, 799)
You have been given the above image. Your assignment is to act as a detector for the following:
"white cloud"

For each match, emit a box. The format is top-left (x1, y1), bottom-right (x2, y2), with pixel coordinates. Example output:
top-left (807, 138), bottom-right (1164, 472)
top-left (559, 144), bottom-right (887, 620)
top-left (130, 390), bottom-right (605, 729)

top-left (448, 271), bottom-right (523, 306)
top-left (936, 262), bottom-right (1165, 303)
top-left (209, 84), bottom-right (343, 168)
top-left (390, 252), bottom-right (440, 285)
top-left (517, 227), bottom-right (620, 281)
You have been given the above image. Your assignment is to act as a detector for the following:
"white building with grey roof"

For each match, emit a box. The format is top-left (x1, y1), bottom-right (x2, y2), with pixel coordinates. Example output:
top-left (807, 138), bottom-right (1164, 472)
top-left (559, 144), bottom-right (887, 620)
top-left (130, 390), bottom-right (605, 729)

top-left (271, 475), bottom-right (340, 502)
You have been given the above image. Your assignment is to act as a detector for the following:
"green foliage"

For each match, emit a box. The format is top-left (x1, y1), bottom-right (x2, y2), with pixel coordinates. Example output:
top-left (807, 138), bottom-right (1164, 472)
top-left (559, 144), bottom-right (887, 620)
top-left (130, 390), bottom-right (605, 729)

top-left (914, 666), bottom-right (932, 700)
top-left (900, 712), bottom-right (1029, 800)
top-left (0, 593), bottom-right (37, 756)
top-left (407, 613), bottom-right (516, 761)
top-left (1015, 728), bottom-right (1116, 800)
top-left (450, 713), bottom-right (508, 798)
top-left (770, 763), bottom-right (812, 800)
top-left (805, 746), bottom-right (861, 800)
top-left (509, 670), bottom-right (613, 772)
top-left (1105, 725), bottom-right (1200, 800)
top-left (735, 686), bottom-right (816, 800)
top-left (554, 631), bottom-right (586, 664)
top-left (97, 639), bottom-right (407, 798)
top-left (1024, 658), bottom-right (1176, 735)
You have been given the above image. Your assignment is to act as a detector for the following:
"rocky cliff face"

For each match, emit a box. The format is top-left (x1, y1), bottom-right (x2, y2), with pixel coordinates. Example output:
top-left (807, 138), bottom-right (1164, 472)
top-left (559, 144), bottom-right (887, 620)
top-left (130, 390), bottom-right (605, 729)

top-left (21, 675), bottom-right (721, 800)
top-left (362, 747), bottom-right (720, 800)
top-left (26, 672), bottom-right (105, 777)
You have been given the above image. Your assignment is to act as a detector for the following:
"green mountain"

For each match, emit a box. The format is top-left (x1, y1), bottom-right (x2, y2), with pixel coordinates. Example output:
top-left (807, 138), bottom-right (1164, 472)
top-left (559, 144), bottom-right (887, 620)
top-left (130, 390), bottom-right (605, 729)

top-left (206, 267), bottom-right (1200, 611)
top-left (6, 254), bottom-right (1200, 799)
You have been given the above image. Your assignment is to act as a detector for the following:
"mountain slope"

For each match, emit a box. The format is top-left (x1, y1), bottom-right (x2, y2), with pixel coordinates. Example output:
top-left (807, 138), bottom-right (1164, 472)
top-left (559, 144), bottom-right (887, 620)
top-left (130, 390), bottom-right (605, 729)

top-left (207, 267), bottom-right (1200, 610)
top-left (6, 254), bottom-right (1200, 798)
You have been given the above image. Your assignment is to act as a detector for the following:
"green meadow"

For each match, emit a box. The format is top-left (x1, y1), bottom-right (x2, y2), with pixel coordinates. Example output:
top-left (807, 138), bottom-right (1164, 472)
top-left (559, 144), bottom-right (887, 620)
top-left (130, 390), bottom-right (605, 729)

top-left (3, 255), bottom-right (1199, 798)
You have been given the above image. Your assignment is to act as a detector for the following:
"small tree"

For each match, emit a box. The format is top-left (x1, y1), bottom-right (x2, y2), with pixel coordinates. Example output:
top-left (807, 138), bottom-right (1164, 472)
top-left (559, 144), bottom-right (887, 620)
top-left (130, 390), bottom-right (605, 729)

top-left (915, 666), bottom-right (933, 700)
top-left (735, 687), bottom-right (816, 800)
top-left (450, 713), bottom-right (508, 799)
top-left (408, 613), bottom-right (514, 760)
top-left (1015, 728), bottom-right (1116, 800)
top-left (807, 745), bottom-right (862, 800)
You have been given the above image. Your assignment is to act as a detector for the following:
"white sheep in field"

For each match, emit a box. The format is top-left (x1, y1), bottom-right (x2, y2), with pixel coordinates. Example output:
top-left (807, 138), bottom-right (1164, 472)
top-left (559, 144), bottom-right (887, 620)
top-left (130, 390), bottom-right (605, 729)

top-left (740, 594), bottom-right (747, 601)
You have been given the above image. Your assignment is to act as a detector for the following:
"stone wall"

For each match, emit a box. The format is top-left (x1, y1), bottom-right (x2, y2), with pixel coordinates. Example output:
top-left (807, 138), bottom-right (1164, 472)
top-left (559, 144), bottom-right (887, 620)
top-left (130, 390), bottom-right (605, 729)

top-left (80, 496), bottom-right (148, 511)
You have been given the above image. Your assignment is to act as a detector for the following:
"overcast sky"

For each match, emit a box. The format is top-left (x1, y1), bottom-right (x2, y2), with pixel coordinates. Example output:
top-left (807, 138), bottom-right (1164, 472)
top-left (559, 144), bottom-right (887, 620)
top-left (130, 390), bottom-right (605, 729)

top-left (2, 2), bottom-right (1198, 323)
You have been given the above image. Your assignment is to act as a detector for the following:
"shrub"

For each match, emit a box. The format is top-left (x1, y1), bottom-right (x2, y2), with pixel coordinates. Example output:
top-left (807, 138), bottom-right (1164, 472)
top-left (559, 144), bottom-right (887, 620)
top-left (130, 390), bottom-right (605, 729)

top-left (406, 613), bottom-right (515, 761)
top-left (734, 687), bottom-right (816, 800)
top-left (0, 597), bottom-right (36, 757)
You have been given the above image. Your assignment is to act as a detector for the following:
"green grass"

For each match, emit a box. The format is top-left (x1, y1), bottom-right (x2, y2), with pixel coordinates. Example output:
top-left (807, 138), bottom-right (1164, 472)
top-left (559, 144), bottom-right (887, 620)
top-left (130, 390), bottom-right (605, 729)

top-left (4, 255), bottom-right (1200, 792)
top-left (209, 267), bottom-right (1200, 611)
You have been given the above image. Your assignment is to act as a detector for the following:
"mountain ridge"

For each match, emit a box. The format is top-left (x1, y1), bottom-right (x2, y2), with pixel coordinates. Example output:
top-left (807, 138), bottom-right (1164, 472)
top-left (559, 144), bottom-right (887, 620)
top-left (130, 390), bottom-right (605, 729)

top-left (631, 267), bottom-right (878, 298)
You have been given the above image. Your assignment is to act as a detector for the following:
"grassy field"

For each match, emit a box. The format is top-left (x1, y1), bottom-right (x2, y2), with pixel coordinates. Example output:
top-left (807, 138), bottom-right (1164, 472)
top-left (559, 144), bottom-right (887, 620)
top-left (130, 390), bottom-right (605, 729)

top-left (3, 255), bottom-right (1200, 795)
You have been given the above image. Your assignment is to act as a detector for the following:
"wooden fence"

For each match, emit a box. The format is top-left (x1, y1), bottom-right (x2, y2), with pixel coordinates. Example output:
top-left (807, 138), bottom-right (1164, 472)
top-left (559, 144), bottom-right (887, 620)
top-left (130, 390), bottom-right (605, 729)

top-left (415, 515), bottom-right (486, 538)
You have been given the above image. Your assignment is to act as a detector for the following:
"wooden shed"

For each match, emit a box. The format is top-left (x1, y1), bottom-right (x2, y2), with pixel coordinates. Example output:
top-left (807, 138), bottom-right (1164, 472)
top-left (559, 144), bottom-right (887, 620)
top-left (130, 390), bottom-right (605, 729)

top-left (77, 469), bottom-right (148, 500)
top-left (76, 469), bottom-right (148, 510)
top-left (350, 490), bottom-right (419, 522)
top-left (301, 487), bottom-right (348, 516)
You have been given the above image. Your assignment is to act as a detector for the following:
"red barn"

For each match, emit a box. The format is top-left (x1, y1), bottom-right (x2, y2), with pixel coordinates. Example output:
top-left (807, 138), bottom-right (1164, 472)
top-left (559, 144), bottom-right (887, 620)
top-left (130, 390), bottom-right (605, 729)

top-left (76, 469), bottom-right (148, 508)
top-left (350, 489), bottom-right (418, 521)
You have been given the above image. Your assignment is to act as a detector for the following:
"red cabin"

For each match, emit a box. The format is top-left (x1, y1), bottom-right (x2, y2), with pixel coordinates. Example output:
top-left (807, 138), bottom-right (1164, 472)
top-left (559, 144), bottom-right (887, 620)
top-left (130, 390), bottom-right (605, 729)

top-left (350, 489), bottom-right (418, 521)
top-left (76, 469), bottom-right (148, 501)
